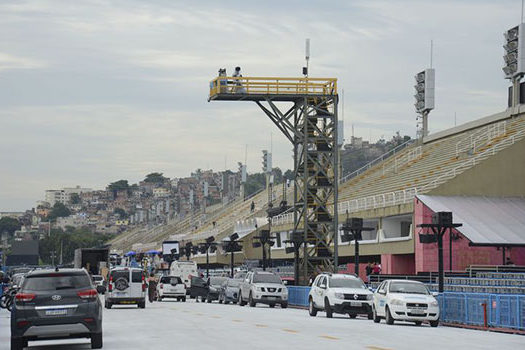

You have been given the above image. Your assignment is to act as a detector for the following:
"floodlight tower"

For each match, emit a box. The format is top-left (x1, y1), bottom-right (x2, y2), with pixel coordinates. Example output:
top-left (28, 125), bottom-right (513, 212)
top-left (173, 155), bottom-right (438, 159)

top-left (414, 68), bottom-right (435, 138)
top-left (503, 23), bottom-right (525, 108)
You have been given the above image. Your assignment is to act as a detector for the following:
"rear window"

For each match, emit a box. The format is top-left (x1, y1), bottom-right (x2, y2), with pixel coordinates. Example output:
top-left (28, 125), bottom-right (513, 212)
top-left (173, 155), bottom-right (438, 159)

top-left (161, 276), bottom-right (182, 284)
top-left (131, 271), bottom-right (143, 283)
top-left (92, 276), bottom-right (103, 281)
top-left (24, 273), bottom-right (91, 291)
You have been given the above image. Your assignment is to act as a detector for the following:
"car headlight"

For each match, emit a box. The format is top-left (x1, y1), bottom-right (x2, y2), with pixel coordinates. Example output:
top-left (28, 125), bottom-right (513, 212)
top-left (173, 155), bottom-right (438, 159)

top-left (334, 292), bottom-right (345, 300)
top-left (256, 286), bottom-right (264, 292)
top-left (430, 300), bottom-right (439, 307)
top-left (366, 294), bottom-right (373, 300)
top-left (282, 288), bottom-right (288, 295)
top-left (390, 299), bottom-right (404, 306)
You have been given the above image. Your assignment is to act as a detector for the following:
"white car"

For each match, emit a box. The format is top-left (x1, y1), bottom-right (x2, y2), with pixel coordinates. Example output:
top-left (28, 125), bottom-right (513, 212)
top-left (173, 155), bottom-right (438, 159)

top-left (105, 267), bottom-right (147, 309)
top-left (169, 261), bottom-right (198, 292)
top-left (372, 280), bottom-right (440, 327)
top-left (239, 271), bottom-right (288, 308)
top-left (156, 275), bottom-right (186, 301)
top-left (308, 273), bottom-right (373, 319)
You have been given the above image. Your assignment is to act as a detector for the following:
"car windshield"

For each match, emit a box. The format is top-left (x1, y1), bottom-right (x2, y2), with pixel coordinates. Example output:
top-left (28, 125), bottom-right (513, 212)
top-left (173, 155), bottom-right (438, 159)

top-left (253, 273), bottom-right (282, 284)
top-left (329, 278), bottom-right (366, 289)
top-left (210, 277), bottom-right (227, 285)
top-left (227, 279), bottom-right (240, 287)
top-left (24, 273), bottom-right (92, 291)
top-left (389, 282), bottom-right (429, 295)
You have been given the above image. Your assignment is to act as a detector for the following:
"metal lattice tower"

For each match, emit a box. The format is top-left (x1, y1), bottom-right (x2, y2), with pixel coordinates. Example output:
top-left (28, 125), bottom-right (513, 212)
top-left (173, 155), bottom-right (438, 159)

top-left (209, 76), bottom-right (339, 284)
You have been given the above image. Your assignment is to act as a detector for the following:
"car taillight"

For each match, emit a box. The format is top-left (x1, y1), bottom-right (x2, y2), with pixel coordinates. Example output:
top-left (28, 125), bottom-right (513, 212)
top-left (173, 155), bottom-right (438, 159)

top-left (159, 283), bottom-right (163, 289)
top-left (77, 289), bottom-right (98, 299)
top-left (142, 274), bottom-right (146, 292)
top-left (109, 275), bottom-right (113, 292)
top-left (15, 293), bottom-right (36, 302)
top-left (17, 320), bottom-right (31, 328)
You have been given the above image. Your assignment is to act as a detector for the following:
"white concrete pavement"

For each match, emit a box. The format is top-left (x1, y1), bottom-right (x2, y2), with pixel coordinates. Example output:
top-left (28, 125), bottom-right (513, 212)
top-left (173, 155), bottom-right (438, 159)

top-left (1, 298), bottom-right (524, 350)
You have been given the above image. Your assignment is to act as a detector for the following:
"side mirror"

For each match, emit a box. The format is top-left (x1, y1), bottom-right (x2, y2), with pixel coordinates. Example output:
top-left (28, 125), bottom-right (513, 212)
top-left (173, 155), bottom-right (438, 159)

top-left (377, 290), bottom-right (386, 295)
top-left (283, 280), bottom-right (288, 285)
top-left (320, 284), bottom-right (327, 289)
top-left (96, 285), bottom-right (106, 294)
top-left (432, 292), bottom-right (439, 297)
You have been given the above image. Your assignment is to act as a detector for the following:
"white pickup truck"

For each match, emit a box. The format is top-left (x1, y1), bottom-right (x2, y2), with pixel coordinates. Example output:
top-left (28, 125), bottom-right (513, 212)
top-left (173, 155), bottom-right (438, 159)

top-left (156, 276), bottom-right (186, 302)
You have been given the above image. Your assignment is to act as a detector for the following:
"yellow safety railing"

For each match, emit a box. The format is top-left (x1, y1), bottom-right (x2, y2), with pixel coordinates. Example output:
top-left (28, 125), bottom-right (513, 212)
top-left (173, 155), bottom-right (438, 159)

top-left (209, 76), bottom-right (337, 98)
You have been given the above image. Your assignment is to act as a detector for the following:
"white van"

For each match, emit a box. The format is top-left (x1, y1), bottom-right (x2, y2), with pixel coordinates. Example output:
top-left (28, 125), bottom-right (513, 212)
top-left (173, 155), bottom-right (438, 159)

top-left (169, 261), bottom-right (198, 291)
top-left (105, 267), bottom-right (146, 309)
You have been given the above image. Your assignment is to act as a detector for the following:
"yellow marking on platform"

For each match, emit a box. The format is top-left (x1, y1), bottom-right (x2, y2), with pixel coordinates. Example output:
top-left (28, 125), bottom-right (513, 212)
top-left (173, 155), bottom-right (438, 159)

top-left (367, 346), bottom-right (392, 350)
top-left (282, 329), bottom-right (299, 334)
top-left (319, 335), bottom-right (339, 340)
top-left (255, 324), bottom-right (268, 328)
top-left (232, 319), bottom-right (243, 322)
top-left (211, 315), bottom-right (221, 319)
top-left (196, 313), bottom-right (204, 316)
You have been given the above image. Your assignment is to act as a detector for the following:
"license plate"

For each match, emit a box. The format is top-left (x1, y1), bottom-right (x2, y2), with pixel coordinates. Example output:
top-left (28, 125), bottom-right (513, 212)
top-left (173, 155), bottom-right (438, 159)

top-left (267, 296), bottom-right (276, 300)
top-left (45, 309), bottom-right (68, 316)
top-left (114, 292), bottom-right (126, 296)
top-left (410, 309), bottom-right (425, 314)
top-left (350, 301), bottom-right (361, 307)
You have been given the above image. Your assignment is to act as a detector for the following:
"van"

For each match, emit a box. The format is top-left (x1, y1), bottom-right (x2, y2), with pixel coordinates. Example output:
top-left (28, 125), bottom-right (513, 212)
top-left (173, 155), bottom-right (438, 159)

top-left (169, 261), bottom-right (198, 292)
top-left (105, 267), bottom-right (146, 309)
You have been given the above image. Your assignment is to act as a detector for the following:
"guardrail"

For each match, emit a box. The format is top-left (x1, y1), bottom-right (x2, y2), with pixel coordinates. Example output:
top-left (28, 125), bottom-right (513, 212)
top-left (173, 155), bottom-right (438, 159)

top-left (209, 76), bottom-right (337, 97)
top-left (339, 139), bottom-right (415, 184)
top-left (288, 286), bottom-right (311, 307)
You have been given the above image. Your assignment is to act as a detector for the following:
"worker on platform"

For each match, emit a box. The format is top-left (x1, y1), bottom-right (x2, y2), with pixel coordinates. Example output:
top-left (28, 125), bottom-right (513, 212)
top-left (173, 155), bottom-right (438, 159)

top-left (218, 68), bottom-right (227, 93)
top-left (232, 66), bottom-right (245, 93)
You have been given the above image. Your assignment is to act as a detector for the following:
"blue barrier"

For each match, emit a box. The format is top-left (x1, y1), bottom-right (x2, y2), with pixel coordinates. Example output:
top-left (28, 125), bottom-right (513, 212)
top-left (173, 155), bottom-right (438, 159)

top-left (290, 287), bottom-right (525, 330)
top-left (438, 293), bottom-right (525, 330)
top-left (288, 286), bottom-right (311, 307)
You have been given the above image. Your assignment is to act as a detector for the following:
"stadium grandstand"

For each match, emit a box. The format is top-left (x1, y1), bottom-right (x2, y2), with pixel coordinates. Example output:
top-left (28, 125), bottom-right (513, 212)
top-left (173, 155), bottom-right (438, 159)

top-left (110, 106), bottom-right (525, 277)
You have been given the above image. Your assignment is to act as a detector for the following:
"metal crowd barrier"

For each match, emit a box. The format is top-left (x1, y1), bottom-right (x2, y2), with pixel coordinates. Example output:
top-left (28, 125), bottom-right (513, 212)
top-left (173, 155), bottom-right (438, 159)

top-left (288, 286), bottom-right (311, 307)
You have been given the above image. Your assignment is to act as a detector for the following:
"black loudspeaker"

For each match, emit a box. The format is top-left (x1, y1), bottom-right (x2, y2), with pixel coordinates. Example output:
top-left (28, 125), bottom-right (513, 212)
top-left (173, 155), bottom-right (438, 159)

top-left (285, 247), bottom-right (295, 254)
top-left (432, 212), bottom-right (452, 226)
top-left (419, 234), bottom-right (437, 244)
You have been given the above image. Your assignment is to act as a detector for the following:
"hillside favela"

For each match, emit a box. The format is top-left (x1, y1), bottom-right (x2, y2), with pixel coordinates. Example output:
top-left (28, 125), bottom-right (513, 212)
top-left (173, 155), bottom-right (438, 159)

top-left (1, 1), bottom-right (525, 350)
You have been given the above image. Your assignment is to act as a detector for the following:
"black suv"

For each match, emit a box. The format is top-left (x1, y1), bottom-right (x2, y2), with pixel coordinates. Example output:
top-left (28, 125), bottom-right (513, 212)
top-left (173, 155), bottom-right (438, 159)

top-left (10, 268), bottom-right (103, 349)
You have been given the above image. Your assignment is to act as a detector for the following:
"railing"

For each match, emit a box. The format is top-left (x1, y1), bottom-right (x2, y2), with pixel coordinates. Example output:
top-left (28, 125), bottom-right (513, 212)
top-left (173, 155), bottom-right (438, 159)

top-left (455, 120), bottom-right (506, 156)
top-left (339, 139), bottom-right (415, 184)
top-left (421, 128), bottom-right (524, 193)
top-left (382, 146), bottom-right (422, 175)
top-left (209, 76), bottom-right (337, 97)
top-left (338, 188), bottom-right (418, 214)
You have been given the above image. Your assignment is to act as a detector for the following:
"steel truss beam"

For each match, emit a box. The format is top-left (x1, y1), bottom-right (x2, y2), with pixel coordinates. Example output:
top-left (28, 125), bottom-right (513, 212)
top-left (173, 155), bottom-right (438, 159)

top-left (256, 96), bottom-right (339, 284)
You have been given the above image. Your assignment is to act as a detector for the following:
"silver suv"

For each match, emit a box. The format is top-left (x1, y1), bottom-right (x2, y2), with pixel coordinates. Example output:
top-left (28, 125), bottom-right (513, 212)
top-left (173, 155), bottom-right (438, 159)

top-left (239, 271), bottom-right (288, 308)
top-left (105, 267), bottom-right (146, 309)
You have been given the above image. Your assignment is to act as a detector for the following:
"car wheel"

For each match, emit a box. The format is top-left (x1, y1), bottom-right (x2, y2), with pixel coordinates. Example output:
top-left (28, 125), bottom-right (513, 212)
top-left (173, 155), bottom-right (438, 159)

top-left (372, 306), bottom-right (380, 323)
top-left (224, 300), bottom-right (230, 305)
top-left (238, 293), bottom-right (246, 306)
top-left (414, 321), bottom-right (422, 326)
top-left (281, 302), bottom-right (288, 309)
top-left (91, 332), bottom-right (103, 349)
top-left (219, 297), bottom-right (223, 304)
top-left (182, 297), bottom-right (186, 302)
top-left (309, 298), bottom-right (318, 317)
top-left (138, 301), bottom-right (146, 309)
top-left (10, 337), bottom-right (24, 350)
top-left (105, 301), bottom-right (112, 309)
top-left (324, 298), bottom-right (333, 318)
top-left (349, 313), bottom-right (357, 319)
top-left (158, 296), bottom-right (163, 302)
top-left (385, 306), bottom-right (394, 325)
top-left (269, 303), bottom-right (275, 308)
top-left (207, 297), bottom-right (212, 303)
top-left (430, 319), bottom-right (439, 327)
top-left (249, 292), bottom-right (256, 307)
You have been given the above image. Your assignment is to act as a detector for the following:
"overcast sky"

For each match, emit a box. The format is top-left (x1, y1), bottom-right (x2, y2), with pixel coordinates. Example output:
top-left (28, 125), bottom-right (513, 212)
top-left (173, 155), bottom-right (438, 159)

top-left (0, 0), bottom-right (520, 211)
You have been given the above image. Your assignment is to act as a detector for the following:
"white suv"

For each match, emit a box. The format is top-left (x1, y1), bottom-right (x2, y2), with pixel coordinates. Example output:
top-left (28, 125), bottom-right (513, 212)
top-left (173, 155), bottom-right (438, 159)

top-left (308, 273), bottom-right (373, 319)
top-left (239, 271), bottom-right (288, 308)
top-left (156, 275), bottom-right (186, 302)
top-left (372, 280), bottom-right (440, 327)
top-left (105, 267), bottom-right (146, 309)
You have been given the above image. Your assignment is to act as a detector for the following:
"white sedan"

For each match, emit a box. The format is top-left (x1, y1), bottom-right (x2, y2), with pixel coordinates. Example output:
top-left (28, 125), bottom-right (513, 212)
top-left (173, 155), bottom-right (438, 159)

top-left (372, 279), bottom-right (440, 327)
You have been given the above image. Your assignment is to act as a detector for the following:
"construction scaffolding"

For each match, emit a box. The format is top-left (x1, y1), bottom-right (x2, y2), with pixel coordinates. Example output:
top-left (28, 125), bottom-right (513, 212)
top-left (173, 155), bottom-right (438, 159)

top-left (209, 76), bottom-right (339, 284)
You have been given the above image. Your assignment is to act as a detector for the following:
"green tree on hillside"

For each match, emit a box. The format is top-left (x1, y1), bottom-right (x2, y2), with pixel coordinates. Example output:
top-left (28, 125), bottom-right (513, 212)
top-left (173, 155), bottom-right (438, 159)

top-left (47, 203), bottom-right (71, 222)
top-left (108, 180), bottom-right (129, 192)
top-left (0, 217), bottom-right (21, 237)
top-left (144, 172), bottom-right (166, 183)
top-left (70, 193), bottom-right (81, 204)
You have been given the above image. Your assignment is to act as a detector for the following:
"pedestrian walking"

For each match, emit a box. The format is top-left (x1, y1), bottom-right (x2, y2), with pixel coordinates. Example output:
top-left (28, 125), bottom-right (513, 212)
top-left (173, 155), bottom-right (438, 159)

top-left (250, 201), bottom-right (255, 212)
top-left (147, 272), bottom-right (157, 303)
top-left (365, 262), bottom-right (373, 283)
top-left (372, 261), bottom-right (381, 275)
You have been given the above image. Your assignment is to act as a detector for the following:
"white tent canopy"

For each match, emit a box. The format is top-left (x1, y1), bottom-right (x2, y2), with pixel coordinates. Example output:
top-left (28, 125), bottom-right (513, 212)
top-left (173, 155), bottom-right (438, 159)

top-left (416, 195), bottom-right (525, 246)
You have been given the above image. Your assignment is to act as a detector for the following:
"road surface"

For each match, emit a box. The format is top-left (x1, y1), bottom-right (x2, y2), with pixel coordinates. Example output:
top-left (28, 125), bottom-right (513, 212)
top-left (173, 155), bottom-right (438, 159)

top-left (1, 298), bottom-right (524, 349)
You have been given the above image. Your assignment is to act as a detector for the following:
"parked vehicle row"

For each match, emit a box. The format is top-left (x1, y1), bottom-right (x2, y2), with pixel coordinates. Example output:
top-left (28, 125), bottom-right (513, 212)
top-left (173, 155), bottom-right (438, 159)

top-left (308, 273), bottom-right (440, 327)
